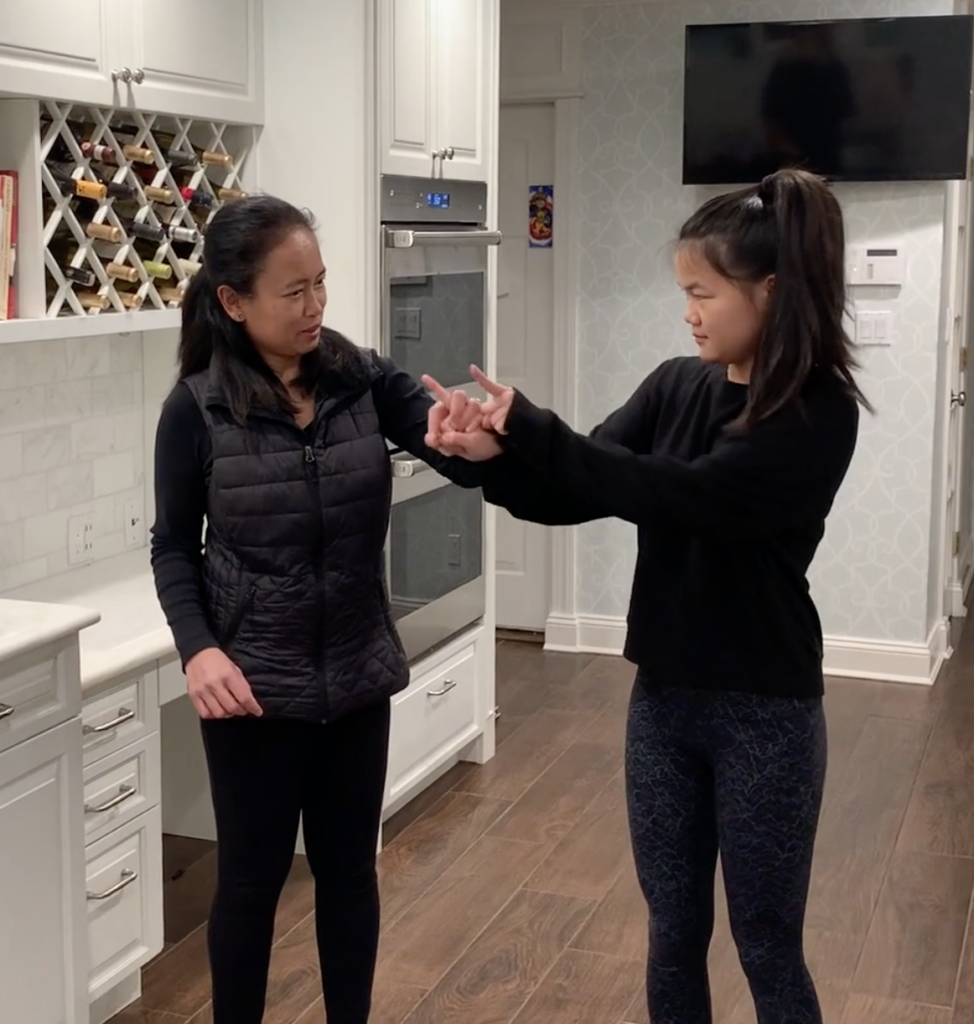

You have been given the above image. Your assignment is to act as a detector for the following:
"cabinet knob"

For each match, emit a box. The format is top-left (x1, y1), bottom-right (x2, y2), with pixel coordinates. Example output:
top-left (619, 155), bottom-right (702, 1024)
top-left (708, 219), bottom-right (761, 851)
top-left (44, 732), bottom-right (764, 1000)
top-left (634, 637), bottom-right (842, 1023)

top-left (112, 67), bottom-right (133, 84)
top-left (131, 68), bottom-right (146, 84)
top-left (443, 147), bottom-right (455, 160)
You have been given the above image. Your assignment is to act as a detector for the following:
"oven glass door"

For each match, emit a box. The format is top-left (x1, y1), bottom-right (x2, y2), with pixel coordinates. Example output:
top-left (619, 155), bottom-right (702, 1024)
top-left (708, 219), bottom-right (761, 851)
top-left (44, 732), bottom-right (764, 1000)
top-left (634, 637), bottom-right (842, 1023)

top-left (381, 229), bottom-right (499, 388)
top-left (386, 454), bottom-right (485, 663)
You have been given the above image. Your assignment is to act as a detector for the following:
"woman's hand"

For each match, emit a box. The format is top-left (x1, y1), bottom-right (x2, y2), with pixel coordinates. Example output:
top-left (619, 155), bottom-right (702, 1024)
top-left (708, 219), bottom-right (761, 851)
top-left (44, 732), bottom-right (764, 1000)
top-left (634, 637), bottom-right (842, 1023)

top-left (185, 647), bottom-right (263, 719)
top-left (422, 374), bottom-right (503, 461)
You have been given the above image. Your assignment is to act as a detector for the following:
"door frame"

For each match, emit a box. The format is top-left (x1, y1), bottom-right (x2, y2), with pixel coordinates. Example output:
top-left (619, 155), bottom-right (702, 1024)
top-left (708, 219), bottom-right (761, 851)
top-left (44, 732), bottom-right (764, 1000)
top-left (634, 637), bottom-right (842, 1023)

top-left (496, 95), bottom-right (582, 645)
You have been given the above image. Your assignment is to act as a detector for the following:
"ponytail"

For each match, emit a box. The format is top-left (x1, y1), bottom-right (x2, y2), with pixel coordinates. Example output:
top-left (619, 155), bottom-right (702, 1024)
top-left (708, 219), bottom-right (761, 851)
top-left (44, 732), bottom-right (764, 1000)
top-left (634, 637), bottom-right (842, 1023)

top-left (678, 167), bottom-right (872, 429)
top-left (177, 266), bottom-right (219, 379)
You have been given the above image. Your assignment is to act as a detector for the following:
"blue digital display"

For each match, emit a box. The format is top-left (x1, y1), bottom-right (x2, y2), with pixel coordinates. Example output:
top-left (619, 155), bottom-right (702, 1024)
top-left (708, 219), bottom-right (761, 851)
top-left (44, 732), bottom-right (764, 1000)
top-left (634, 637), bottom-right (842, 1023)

top-left (426, 192), bottom-right (451, 210)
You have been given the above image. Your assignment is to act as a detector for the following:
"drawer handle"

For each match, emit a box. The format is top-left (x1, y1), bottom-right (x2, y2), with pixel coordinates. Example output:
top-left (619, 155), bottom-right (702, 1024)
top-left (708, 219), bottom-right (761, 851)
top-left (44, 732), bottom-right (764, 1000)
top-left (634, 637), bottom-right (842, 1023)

top-left (0, 703), bottom-right (14, 721)
top-left (427, 678), bottom-right (457, 698)
top-left (83, 707), bottom-right (135, 735)
top-left (85, 784), bottom-right (137, 815)
top-left (87, 868), bottom-right (138, 901)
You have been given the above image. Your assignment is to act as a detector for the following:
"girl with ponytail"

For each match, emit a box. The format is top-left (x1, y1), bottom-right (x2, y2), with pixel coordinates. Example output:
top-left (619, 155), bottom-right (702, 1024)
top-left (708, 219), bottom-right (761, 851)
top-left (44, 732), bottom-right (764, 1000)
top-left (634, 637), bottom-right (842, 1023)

top-left (424, 168), bottom-right (868, 1023)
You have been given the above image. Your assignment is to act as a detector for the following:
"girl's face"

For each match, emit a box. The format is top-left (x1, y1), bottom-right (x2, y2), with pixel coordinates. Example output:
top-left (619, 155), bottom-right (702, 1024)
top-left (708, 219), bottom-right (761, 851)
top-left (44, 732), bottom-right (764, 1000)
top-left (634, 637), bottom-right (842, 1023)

top-left (217, 227), bottom-right (328, 373)
top-left (675, 243), bottom-right (773, 380)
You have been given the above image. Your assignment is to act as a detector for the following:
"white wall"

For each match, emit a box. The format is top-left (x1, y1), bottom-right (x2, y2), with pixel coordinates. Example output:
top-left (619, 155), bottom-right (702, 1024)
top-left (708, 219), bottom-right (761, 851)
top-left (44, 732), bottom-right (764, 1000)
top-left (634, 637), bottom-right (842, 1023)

top-left (0, 335), bottom-right (147, 592)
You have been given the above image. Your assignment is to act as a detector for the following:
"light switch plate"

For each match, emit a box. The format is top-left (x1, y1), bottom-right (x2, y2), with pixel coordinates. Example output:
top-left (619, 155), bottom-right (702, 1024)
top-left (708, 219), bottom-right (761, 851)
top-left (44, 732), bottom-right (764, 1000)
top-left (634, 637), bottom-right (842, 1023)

top-left (856, 310), bottom-right (893, 346)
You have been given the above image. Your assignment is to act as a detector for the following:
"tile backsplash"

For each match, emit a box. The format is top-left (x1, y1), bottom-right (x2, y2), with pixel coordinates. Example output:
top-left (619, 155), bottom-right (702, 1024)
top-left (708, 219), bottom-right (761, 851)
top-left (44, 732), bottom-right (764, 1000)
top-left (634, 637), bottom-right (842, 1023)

top-left (0, 335), bottom-right (145, 592)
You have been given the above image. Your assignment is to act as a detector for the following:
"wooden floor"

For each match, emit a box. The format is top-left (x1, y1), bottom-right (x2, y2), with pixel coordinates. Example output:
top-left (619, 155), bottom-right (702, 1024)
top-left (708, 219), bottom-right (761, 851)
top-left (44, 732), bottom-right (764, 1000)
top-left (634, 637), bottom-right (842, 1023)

top-left (112, 623), bottom-right (974, 1024)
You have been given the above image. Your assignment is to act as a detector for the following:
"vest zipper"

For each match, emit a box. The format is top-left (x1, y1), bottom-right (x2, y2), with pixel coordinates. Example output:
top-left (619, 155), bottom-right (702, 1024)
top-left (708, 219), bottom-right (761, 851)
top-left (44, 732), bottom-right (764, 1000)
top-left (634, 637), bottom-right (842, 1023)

top-left (303, 443), bottom-right (329, 722)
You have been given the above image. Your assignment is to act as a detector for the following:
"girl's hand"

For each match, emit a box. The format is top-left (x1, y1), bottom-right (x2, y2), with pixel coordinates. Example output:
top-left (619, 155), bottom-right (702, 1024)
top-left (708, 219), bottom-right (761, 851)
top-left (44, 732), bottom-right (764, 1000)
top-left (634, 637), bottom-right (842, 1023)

top-left (468, 366), bottom-right (515, 435)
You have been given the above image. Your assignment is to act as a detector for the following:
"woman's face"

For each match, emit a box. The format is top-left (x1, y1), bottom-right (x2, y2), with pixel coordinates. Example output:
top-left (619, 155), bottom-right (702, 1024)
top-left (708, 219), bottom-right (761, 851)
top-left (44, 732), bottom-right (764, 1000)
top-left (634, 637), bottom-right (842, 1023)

top-left (675, 243), bottom-right (773, 378)
top-left (218, 227), bottom-right (328, 371)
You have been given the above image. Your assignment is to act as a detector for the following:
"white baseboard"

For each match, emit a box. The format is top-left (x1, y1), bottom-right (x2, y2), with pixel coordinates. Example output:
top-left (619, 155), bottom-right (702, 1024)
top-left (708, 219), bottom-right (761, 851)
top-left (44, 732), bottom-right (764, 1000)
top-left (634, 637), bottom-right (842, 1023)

top-left (545, 613), bottom-right (952, 687)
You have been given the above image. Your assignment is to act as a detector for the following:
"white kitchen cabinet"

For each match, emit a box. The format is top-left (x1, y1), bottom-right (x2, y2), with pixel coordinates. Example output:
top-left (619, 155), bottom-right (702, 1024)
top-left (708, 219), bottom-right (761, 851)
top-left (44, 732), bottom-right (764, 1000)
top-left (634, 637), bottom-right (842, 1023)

top-left (0, 719), bottom-right (88, 1024)
top-left (115, 0), bottom-right (263, 123)
top-left (0, 0), bottom-right (262, 124)
top-left (0, 2), bottom-right (116, 106)
top-left (378, 0), bottom-right (498, 181)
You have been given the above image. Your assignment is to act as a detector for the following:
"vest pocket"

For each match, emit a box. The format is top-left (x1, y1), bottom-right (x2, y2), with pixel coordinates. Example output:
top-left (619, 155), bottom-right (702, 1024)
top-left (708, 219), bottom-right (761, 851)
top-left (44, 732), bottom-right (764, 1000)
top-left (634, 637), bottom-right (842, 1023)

top-left (222, 586), bottom-right (257, 648)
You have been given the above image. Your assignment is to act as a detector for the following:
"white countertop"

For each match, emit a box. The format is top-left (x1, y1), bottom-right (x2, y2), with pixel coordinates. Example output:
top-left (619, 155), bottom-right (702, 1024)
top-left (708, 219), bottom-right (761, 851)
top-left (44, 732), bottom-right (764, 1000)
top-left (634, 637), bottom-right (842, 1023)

top-left (0, 597), bottom-right (101, 664)
top-left (7, 549), bottom-right (175, 691)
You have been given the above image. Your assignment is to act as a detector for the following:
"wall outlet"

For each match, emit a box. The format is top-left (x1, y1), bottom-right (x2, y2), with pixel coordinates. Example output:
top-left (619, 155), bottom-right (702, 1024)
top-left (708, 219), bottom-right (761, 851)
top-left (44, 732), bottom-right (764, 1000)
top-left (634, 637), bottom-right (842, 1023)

top-left (124, 497), bottom-right (145, 549)
top-left (68, 515), bottom-right (94, 566)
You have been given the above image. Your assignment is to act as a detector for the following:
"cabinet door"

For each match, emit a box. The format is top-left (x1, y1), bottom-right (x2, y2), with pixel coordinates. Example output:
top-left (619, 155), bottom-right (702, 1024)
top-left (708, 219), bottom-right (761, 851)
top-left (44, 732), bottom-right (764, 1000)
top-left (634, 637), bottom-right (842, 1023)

top-left (378, 0), bottom-right (437, 178)
top-left (0, 721), bottom-right (87, 1024)
top-left (0, 0), bottom-right (117, 105)
top-left (432, 0), bottom-right (497, 182)
top-left (120, 0), bottom-right (262, 123)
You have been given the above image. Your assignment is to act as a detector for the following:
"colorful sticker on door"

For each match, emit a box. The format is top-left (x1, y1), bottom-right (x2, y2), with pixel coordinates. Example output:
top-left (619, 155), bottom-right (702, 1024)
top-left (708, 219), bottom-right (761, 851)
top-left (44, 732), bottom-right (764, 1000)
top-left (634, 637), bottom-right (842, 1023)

top-left (529, 185), bottom-right (553, 248)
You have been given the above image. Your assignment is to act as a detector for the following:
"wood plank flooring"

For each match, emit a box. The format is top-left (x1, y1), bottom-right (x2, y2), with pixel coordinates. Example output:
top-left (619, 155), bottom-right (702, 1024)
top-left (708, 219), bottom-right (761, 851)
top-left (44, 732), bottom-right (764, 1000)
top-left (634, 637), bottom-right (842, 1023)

top-left (110, 622), bottom-right (974, 1023)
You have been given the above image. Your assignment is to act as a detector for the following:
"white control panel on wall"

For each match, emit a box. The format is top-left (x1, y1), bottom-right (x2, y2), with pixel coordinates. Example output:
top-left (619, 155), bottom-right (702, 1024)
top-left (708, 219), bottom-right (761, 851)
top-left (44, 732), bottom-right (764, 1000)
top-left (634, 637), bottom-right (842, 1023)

top-left (855, 309), bottom-right (894, 346)
top-left (847, 243), bottom-right (905, 287)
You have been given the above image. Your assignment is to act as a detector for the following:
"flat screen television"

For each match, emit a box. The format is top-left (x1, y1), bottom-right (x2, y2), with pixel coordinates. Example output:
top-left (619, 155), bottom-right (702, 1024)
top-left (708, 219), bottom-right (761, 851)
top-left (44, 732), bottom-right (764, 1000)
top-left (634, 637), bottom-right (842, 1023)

top-left (683, 16), bottom-right (974, 185)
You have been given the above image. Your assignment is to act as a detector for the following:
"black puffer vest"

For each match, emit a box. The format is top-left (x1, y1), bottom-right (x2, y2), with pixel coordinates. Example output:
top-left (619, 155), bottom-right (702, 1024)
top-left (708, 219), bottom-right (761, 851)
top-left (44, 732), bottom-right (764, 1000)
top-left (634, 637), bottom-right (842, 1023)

top-left (183, 348), bottom-right (409, 722)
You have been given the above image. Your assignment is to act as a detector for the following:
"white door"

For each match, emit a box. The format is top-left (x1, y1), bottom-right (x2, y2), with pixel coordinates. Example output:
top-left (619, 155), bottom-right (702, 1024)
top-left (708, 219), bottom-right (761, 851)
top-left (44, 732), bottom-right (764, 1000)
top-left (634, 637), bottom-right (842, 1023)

top-left (0, 0), bottom-right (116, 105)
top-left (378, 0), bottom-right (438, 178)
top-left (120, 0), bottom-right (261, 122)
top-left (433, 0), bottom-right (494, 182)
top-left (495, 103), bottom-right (555, 631)
top-left (0, 721), bottom-right (87, 1024)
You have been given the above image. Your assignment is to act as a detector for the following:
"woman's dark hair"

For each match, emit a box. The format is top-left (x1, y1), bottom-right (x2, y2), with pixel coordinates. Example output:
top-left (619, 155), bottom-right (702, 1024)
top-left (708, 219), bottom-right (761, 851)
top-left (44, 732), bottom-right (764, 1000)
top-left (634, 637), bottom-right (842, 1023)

top-left (178, 193), bottom-right (367, 421)
top-left (678, 167), bottom-right (873, 428)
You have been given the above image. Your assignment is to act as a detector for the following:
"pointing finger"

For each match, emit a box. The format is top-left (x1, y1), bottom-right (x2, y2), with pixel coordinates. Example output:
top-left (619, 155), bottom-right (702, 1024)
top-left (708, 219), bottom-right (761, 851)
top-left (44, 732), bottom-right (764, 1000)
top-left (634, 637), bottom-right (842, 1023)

top-left (421, 374), bottom-right (454, 407)
top-left (469, 365), bottom-right (509, 398)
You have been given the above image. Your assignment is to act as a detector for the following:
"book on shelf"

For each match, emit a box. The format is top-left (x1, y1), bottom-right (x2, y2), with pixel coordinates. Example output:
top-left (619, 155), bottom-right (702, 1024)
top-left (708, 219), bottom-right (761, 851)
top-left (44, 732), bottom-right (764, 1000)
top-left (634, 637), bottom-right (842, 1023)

top-left (0, 170), bottom-right (17, 320)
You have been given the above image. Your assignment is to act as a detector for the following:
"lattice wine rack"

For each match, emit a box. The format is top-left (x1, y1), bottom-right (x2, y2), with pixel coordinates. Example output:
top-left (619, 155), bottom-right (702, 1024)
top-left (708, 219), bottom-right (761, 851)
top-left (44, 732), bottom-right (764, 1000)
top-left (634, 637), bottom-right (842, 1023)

top-left (36, 101), bottom-right (254, 318)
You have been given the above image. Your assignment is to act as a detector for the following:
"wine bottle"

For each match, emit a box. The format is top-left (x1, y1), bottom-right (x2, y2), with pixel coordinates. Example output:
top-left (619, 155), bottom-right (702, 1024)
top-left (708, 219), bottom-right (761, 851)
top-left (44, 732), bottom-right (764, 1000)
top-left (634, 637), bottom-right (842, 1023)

top-left (119, 218), bottom-right (166, 244)
top-left (106, 262), bottom-right (139, 283)
top-left (77, 291), bottom-right (111, 311)
top-left (177, 258), bottom-right (202, 276)
top-left (49, 262), bottom-right (97, 288)
top-left (217, 186), bottom-right (248, 201)
top-left (143, 184), bottom-right (175, 204)
top-left (151, 131), bottom-right (233, 168)
top-left (157, 285), bottom-right (185, 306)
top-left (116, 289), bottom-right (144, 310)
top-left (166, 224), bottom-right (200, 245)
top-left (94, 174), bottom-right (139, 201)
top-left (133, 242), bottom-right (173, 281)
top-left (180, 187), bottom-right (216, 210)
top-left (102, 124), bottom-right (156, 165)
top-left (48, 166), bottom-right (107, 202)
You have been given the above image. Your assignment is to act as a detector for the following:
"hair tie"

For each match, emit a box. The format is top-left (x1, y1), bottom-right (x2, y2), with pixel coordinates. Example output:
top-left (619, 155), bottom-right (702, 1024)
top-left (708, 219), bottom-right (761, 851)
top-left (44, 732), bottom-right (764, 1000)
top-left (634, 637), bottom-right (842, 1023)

top-left (758, 174), bottom-right (777, 208)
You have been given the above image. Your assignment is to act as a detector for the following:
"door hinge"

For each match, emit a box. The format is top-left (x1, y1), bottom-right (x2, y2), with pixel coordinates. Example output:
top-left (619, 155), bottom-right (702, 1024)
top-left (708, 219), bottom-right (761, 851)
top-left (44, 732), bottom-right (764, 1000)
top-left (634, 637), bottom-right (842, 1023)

top-left (962, 346), bottom-right (968, 374)
top-left (955, 531), bottom-right (961, 557)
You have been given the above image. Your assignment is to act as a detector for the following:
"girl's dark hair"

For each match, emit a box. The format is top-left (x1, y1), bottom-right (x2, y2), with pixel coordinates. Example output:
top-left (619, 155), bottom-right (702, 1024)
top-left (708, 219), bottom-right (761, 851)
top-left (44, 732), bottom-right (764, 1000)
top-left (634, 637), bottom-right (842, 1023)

top-left (678, 168), bottom-right (873, 428)
top-left (178, 193), bottom-right (366, 421)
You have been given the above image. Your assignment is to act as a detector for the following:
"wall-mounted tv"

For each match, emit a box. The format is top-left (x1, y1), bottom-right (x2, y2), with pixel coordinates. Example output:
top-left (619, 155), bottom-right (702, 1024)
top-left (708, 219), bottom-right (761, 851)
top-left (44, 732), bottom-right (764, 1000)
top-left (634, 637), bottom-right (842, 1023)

top-left (683, 16), bottom-right (974, 185)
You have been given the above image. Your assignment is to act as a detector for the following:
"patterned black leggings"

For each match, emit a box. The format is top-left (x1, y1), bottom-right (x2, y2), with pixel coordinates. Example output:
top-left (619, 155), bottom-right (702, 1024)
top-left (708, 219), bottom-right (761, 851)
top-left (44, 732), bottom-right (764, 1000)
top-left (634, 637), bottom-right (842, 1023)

top-left (626, 678), bottom-right (827, 1024)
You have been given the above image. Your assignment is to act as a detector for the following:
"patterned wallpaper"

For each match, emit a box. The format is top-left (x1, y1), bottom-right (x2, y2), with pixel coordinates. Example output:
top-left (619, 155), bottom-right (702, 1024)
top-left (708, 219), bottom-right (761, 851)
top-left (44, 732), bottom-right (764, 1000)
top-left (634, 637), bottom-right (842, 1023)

top-left (573, 0), bottom-right (955, 644)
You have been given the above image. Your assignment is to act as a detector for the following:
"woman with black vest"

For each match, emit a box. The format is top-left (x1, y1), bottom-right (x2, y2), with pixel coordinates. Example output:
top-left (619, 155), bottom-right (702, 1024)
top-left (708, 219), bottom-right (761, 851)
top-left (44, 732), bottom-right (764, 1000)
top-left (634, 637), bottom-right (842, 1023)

top-left (150, 195), bottom-right (504, 1024)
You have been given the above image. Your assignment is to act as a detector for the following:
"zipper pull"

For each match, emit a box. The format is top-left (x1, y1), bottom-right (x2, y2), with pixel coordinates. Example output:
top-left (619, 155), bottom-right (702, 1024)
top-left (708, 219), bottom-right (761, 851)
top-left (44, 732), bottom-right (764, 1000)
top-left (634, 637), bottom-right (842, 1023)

top-left (304, 445), bottom-right (316, 464)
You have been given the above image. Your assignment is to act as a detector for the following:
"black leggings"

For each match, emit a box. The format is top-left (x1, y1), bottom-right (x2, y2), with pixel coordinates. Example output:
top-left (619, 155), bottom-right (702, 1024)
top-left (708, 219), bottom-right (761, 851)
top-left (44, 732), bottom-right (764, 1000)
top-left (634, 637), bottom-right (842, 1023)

top-left (200, 699), bottom-right (390, 1024)
top-left (626, 679), bottom-right (827, 1024)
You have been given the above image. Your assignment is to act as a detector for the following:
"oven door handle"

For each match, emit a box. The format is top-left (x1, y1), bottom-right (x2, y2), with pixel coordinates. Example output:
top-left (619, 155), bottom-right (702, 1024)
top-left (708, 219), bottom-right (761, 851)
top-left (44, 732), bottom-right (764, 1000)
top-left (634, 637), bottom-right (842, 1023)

top-left (385, 229), bottom-right (503, 249)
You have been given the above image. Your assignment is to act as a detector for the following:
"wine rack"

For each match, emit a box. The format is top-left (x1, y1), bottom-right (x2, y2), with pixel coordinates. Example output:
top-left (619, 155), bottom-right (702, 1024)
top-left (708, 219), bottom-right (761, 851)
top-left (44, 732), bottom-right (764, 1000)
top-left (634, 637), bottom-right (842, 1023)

top-left (36, 101), bottom-right (254, 319)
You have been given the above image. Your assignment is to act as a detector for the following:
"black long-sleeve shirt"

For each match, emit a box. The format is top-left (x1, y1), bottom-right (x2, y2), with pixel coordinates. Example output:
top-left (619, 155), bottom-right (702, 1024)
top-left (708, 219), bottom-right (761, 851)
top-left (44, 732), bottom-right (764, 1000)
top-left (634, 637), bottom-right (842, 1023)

top-left (482, 357), bottom-right (860, 699)
top-left (151, 356), bottom-right (531, 667)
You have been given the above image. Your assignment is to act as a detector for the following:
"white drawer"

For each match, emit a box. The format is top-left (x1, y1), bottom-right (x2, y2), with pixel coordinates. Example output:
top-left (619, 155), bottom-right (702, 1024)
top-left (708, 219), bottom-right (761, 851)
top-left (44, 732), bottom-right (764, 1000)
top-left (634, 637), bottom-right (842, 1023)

top-left (388, 643), bottom-right (478, 798)
top-left (0, 637), bottom-right (81, 756)
top-left (82, 734), bottom-right (161, 847)
top-left (85, 805), bottom-right (164, 1002)
top-left (82, 669), bottom-right (159, 768)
